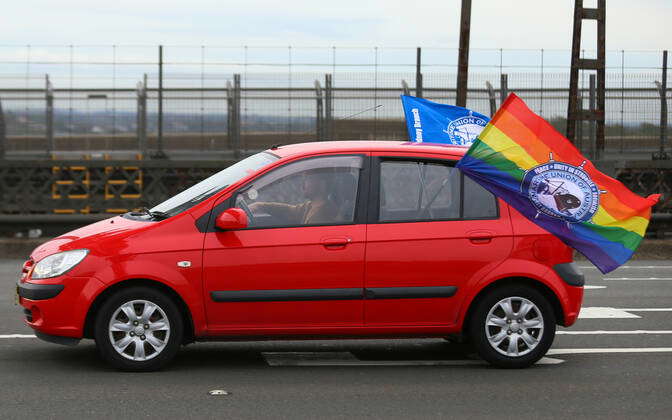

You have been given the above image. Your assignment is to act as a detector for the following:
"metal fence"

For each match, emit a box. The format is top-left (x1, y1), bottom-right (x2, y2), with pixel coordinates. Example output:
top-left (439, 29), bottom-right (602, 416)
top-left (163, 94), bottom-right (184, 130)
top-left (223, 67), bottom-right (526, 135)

top-left (0, 46), bottom-right (670, 218)
top-left (0, 46), bottom-right (669, 160)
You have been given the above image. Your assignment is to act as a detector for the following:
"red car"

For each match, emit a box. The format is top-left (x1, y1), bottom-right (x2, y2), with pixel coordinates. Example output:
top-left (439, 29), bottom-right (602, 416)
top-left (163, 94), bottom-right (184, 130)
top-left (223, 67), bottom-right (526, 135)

top-left (17, 141), bottom-right (584, 371)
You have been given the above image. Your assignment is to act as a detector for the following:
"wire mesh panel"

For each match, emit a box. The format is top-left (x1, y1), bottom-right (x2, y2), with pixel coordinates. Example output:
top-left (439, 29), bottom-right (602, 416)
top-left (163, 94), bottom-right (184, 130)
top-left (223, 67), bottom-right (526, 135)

top-left (0, 45), bottom-right (668, 159)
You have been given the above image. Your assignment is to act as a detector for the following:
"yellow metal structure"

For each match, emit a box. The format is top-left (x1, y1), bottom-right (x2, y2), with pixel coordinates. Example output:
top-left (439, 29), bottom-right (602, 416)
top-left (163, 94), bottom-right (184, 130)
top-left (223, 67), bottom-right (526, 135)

top-left (51, 153), bottom-right (143, 214)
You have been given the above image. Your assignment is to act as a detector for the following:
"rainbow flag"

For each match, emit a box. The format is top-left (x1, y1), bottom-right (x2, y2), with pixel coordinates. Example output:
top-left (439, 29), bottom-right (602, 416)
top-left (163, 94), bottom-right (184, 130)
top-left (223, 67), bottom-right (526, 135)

top-left (456, 94), bottom-right (660, 273)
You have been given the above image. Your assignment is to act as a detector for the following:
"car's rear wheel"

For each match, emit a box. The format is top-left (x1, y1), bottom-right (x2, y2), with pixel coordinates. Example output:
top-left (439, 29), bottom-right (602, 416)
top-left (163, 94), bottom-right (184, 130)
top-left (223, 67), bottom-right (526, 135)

top-left (468, 285), bottom-right (556, 368)
top-left (94, 287), bottom-right (183, 371)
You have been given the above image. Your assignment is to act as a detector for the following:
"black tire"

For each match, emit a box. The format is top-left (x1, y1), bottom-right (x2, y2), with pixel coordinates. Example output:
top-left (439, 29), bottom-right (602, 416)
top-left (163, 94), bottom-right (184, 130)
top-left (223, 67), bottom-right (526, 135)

top-left (468, 285), bottom-right (556, 369)
top-left (94, 286), bottom-right (184, 371)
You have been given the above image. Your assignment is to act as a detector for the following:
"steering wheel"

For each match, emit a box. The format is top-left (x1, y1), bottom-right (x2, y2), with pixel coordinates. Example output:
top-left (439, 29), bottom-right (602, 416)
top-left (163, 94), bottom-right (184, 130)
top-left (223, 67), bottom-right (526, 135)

top-left (237, 195), bottom-right (254, 221)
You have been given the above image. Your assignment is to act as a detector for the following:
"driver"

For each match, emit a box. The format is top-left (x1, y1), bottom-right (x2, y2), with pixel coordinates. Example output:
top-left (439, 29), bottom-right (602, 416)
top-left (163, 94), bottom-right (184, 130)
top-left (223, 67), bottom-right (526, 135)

top-left (248, 171), bottom-right (338, 225)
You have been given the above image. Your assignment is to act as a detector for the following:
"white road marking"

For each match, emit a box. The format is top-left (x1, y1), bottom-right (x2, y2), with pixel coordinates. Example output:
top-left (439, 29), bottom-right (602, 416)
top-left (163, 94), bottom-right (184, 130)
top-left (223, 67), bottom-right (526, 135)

top-left (558, 330), bottom-right (672, 335)
top-left (548, 347), bottom-right (672, 355)
top-left (578, 307), bottom-right (672, 318)
top-left (583, 285), bottom-right (606, 289)
top-left (262, 352), bottom-right (564, 366)
top-left (268, 358), bottom-right (485, 367)
top-left (537, 357), bottom-right (565, 365)
top-left (621, 308), bottom-right (672, 312)
top-left (604, 277), bottom-right (672, 281)
top-left (0, 334), bottom-right (35, 339)
top-left (264, 351), bottom-right (357, 365)
top-left (578, 307), bottom-right (640, 319)
top-left (578, 265), bottom-right (672, 269)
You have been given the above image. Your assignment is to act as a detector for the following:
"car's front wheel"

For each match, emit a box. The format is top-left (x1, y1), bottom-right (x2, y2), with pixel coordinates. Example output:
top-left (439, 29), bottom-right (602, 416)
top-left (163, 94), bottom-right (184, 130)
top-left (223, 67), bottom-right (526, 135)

top-left (94, 286), bottom-right (183, 371)
top-left (468, 285), bottom-right (556, 368)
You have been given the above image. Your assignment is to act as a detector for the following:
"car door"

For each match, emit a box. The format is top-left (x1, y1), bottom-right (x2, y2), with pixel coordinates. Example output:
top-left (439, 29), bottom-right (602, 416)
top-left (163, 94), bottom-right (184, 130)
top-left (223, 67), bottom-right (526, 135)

top-left (364, 153), bottom-right (513, 326)
top-left (202, 153), bottom-right (369, 331)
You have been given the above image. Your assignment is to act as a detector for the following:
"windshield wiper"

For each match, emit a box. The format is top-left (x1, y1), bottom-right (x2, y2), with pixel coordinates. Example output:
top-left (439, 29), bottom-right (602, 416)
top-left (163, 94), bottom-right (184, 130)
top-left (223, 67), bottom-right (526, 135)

top-left (150, 210), bottom-right (171, 220)
top-left (137, 207), bottom-right (171, 220)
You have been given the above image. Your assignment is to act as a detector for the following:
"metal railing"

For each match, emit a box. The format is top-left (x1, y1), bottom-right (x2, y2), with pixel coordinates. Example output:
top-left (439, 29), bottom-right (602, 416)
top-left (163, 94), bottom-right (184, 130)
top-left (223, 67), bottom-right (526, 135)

top-left (0, 158), bottom-right (669, 217)
top-left (0, 45), bottom-right (669, 160)
top-left (0, 79), bottom-right (669, 159)
top-left (0, 159), bottom-right (227, 215)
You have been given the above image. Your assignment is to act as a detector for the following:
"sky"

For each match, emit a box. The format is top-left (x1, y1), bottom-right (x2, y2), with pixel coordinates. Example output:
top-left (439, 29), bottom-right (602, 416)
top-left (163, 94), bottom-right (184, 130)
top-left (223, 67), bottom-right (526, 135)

top-left (0, 1), bottom-right (668, 124)
top-left (0, 0), bottom-right (669, 91)
top-left (2, 0), bottom-right (670, 50)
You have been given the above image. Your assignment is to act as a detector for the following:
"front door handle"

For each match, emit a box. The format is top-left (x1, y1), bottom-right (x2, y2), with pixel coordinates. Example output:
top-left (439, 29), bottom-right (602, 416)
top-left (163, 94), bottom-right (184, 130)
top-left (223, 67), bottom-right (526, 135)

top-left (321, 237), bottom-right (352, 249)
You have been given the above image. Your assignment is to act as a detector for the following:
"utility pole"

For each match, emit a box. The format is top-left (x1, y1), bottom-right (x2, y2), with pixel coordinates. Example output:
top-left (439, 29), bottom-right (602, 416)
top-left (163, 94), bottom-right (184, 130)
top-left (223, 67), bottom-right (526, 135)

top-left (456, 0), bottom-right (472, 107)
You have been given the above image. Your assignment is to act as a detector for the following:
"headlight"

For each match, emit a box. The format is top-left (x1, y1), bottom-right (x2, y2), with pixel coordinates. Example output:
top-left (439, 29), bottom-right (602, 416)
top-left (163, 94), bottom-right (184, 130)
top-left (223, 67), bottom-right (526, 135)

top-left (32, 249), bottom-right (89, 279)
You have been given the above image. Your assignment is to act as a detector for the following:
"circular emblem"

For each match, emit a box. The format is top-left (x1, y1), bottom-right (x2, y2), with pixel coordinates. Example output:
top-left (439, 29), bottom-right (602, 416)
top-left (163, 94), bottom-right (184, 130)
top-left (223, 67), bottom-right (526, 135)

top-left (521, 161), bottom-right (600, 223)
top-left (444, 115), bottom-right (488, 146)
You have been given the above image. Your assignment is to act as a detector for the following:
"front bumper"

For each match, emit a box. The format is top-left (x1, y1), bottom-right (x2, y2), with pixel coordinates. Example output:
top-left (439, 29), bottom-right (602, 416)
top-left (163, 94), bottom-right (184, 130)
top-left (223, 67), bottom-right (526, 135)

top-left (18, 275), bottom-right (104, 339)
top-left (34, 331), bottom-right (81, 346)
top-left (17, 281), bottom-right (64, 300)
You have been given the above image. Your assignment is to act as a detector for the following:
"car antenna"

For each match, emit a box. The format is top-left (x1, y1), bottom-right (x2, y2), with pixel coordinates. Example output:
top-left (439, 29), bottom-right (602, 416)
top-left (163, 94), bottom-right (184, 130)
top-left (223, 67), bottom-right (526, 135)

top-left (339, 104), bottom-right (383, 120)
top-left (277, 104), bottom-right (383, 140)
top-left (270, 144), bottom-right (283, 150)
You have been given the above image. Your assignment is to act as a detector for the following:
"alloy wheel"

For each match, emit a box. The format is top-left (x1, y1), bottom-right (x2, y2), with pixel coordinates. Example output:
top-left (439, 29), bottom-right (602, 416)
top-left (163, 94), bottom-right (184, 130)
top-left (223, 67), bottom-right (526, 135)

top-left (108, 299), bottom-right (171, 361)
top-left (484, 296), bottom-right (545, 357)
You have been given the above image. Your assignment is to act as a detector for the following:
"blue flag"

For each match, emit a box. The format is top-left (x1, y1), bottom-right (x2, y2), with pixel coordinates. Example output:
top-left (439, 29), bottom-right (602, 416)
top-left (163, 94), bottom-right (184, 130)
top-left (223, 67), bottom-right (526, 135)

top-left (401, 95), bottom-right (490, 146)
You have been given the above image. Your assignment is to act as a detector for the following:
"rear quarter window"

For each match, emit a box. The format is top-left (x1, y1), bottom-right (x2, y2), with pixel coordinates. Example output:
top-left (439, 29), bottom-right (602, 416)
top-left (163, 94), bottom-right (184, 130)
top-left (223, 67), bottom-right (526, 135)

top-left (463, 175), bottom-right (498, 219)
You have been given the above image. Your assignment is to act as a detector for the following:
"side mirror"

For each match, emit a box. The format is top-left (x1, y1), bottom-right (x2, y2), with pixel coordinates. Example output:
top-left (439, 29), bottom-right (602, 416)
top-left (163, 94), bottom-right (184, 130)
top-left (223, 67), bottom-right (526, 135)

top-left (215, 208), bottom-right (248, 231)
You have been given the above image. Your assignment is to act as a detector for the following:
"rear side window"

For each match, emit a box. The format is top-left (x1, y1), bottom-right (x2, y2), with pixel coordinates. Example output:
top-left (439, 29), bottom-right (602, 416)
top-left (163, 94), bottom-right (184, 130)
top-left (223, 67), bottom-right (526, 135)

top-left (379, 160), bottom-right (460, 222)
top-left (378, 159), bottom-right (497, 222)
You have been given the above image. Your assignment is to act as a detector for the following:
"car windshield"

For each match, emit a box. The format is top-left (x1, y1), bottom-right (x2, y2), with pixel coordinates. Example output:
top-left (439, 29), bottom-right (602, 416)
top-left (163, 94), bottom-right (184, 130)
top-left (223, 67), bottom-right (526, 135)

top-left (150, 152), bottom-right (279, 217)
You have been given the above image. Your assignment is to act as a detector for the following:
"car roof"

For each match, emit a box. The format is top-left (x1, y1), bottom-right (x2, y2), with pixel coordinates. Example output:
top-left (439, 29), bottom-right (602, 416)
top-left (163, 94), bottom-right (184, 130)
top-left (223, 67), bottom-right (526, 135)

top-left (268, 141), bottom-right (468, 159)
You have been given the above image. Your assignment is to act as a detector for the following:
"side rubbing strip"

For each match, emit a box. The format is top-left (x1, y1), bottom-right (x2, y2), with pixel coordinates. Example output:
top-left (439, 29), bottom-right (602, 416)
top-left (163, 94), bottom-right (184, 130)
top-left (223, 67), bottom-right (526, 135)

top-left (364, 286), bottom-right (457, 300)
top-left (210, 286), bottom-right (458, 303)
top-left (211, 288), bottom-right (362, 303)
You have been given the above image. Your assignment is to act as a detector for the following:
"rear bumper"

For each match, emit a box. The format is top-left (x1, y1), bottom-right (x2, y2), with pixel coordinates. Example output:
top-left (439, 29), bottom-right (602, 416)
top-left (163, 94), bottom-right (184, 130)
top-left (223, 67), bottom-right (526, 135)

top-left (550, 262), bottom-right (585, 327)
top-left (561, 284), bottom-right (584, 327)
top-left (553, 262), bottom-right (585, 287)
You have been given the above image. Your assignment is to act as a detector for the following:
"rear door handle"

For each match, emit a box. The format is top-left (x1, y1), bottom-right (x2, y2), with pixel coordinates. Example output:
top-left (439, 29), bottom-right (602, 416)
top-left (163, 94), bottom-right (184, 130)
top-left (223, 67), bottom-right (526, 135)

top-left (468, 230), bottom-right (494, 244)
top-left (321, 237), bottom-right (352, 248)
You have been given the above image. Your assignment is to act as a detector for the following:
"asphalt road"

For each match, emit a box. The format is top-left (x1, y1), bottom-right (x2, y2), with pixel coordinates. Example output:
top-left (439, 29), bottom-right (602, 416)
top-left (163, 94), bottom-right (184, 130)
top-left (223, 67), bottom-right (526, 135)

top-left (1, 260), bottom-right (671, 419)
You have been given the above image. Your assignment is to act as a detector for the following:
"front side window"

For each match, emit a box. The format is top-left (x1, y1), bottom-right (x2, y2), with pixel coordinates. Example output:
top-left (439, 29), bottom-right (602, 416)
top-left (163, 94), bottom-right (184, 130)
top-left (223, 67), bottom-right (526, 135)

top-left (235, 155), bottom-right (363, 228)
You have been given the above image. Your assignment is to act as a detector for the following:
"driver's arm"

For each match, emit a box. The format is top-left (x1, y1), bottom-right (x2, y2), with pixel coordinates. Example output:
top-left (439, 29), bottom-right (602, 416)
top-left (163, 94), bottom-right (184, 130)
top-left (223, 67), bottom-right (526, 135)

top-left (250, 201), bottom-right (306, 224)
